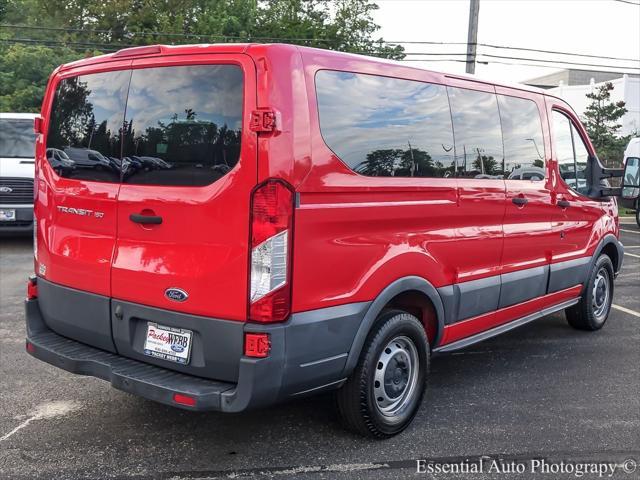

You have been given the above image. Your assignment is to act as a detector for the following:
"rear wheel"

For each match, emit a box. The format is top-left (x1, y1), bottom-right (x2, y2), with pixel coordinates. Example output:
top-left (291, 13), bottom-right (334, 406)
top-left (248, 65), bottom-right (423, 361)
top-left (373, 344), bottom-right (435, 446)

top-left (565, 254), bottom-right (614, 331)
top-left (335, 310), bottom-right (429, 438)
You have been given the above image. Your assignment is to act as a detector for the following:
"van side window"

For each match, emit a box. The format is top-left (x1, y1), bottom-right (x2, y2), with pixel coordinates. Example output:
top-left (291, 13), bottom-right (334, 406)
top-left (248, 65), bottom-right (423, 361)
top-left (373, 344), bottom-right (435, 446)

top-left (46, 70), bottom-right (130, 183)
top-left (552, 111), bottom-right (589, 195)
top-left (315, 70), bottom-right (455, 178)
top-left (447, 87), bottom-right (504, 179)
top-left (497, 95), bottom-right (545, 181)
top-left (121, 65), bottom-right (243, 186)
top-left (571, 124), bottom-right (590, 195)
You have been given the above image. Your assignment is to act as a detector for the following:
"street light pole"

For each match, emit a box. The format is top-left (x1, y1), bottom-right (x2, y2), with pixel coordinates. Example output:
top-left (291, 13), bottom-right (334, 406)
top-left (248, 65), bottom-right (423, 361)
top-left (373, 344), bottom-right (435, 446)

top-left (466, 0), bottom-right (480, 74)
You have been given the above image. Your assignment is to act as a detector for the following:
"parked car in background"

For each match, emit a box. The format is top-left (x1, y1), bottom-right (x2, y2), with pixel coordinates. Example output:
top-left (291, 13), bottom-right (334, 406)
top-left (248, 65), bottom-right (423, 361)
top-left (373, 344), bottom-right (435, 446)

top-left (621, 137), bottom-right (640, 226)
top-left (0, 112), bottom-right (36, 234)
top-left (24, 44), bottom-right (639, 438)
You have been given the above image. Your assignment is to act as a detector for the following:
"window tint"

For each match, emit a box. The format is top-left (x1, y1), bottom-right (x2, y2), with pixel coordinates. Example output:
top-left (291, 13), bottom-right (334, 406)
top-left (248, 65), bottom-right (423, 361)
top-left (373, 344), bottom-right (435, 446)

top-left (46, 70), bottom-right (130, 182)
top-left (0, 119), bottom-right (36, 158)
top-left (497, 95), bottom-right (545, 181)
top-left (316, 71), bottom-right (455, 178)
top-left (552, 111), bottom-right (590, 195)
top-left (121, 65), bottom-right (243, 186)
top-left (572, 124), bottom-right (589, 195)
top-left (447, 87), bottom-right (503, 179)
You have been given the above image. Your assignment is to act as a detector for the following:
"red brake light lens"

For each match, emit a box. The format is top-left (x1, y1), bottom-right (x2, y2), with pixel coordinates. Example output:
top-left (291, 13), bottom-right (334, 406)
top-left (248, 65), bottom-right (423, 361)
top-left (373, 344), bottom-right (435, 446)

top-left (244, 333), bottom-right (271, 358)
top-left (248, 180), bottom-right (294, 323)
top-left (27, 276), bottom-right (38, 299)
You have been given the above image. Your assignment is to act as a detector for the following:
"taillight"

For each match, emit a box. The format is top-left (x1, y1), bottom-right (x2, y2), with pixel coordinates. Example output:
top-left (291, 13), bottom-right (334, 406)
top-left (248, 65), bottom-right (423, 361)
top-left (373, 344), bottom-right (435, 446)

top-left (27, 275), bottom-right (38, 300)
top-left (248, 179), bottom-right (294, 323)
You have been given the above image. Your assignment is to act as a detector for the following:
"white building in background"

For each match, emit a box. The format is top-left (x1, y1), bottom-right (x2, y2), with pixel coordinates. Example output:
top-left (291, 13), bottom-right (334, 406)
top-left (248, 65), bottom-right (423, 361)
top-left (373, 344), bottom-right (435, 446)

top-left (536, 74), bottom-right (640, 137)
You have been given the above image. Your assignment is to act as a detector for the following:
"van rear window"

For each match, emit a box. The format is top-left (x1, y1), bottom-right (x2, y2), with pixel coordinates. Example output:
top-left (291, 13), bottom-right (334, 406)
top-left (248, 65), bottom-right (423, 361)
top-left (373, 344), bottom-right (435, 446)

top-left (46, 70), bottom-right (130, 183)
top-left (121, 65), bottom-right (243, 186)
top-left (46, 65), bottom-right (243, 187)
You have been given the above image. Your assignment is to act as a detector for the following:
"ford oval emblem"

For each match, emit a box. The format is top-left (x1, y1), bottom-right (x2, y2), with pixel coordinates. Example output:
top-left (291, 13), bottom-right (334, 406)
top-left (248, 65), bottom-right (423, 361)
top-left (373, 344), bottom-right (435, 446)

top-left (0, 186), bottom-right (13, 193)
top-left (171, 344), bottom-right (185, 353)
top-left (165, 288), bottom-right (188, 302)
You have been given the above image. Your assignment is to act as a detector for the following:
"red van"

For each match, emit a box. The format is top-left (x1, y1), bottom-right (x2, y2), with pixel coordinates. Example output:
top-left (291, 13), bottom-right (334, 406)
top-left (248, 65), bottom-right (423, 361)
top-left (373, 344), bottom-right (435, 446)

top-left (25, 44), bottom-right (639, 438)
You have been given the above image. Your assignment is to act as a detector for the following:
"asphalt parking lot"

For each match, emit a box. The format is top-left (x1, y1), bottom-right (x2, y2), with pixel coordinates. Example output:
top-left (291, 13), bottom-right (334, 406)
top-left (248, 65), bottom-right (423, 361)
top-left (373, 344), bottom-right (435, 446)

top-left (0, 221), bottom-right (638, 480)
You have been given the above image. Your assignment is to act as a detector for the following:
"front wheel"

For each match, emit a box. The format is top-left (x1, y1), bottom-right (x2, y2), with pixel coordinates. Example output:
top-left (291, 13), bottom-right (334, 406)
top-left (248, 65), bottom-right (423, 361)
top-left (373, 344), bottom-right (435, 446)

top-left (335, 310), bottom-right (429, 438)
top-left (565, 254), bottom-right (614, 331)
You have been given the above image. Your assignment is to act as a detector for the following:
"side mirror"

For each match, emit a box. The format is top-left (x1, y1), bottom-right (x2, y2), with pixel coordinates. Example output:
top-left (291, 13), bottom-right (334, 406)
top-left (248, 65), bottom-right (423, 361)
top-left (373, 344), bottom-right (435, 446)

top-left (622, 157), bottom-right (640, 199)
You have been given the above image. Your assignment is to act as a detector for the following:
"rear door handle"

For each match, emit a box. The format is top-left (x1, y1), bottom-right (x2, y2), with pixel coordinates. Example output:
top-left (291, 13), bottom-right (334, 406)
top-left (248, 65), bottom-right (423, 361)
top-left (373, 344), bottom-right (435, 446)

top-left (512, 197), bottom-right (528, 206)
top-left (557, 200), bottom-right (571, 208)
top-left (129, 213), bottom-right (163, 225)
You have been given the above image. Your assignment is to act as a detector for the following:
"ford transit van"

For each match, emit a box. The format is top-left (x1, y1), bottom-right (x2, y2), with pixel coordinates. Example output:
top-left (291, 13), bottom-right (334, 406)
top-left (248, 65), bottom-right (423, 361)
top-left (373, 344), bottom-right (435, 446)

top-left (25, 44), bottom-right (638, 437)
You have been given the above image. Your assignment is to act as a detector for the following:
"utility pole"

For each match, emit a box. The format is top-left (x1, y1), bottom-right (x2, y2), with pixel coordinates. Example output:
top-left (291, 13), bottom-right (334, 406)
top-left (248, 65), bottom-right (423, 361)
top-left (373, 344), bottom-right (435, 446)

top-left (465, 0), bottom-right (480, 74)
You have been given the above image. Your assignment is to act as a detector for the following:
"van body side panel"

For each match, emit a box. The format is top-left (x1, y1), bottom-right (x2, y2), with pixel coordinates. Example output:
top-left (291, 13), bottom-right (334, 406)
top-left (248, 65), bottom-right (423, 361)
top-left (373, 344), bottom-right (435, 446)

top-left (293, 189), bottom-right (458, 313)
top-left (247, 45), bottom-right (312, 186)
top-left (293, 52), bottom-right (506, 318)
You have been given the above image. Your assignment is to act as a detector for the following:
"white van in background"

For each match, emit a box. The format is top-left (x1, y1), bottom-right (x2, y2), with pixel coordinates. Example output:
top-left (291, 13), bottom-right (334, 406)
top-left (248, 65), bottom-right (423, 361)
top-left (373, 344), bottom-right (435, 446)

top-left (622, 137), bottom-right (640, 226)
top-left (0, 113), bottom-right (37, 234)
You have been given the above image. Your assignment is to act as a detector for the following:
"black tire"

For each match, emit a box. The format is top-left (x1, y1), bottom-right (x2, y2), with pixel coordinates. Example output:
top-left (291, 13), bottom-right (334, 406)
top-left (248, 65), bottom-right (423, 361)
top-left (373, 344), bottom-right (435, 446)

top-left (335, 309), bottom-right (429, 438)
top-left (635, 200), bottom-right (639, 228)
top-left (565, 254), bottom-right (614, 331)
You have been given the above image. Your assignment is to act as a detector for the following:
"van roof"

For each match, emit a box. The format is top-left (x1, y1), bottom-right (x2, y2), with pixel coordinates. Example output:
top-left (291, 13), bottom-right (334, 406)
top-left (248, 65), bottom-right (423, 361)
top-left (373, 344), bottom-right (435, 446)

top-left (0, 112), bottom-right (38, 119)
top-left (57, 43), bottom-right (546, 96)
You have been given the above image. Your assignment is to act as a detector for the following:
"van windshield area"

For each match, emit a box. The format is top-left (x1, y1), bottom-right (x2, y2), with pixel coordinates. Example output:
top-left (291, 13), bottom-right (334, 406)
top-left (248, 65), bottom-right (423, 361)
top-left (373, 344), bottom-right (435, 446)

top-left (0, 118), bottom-right (36, 158)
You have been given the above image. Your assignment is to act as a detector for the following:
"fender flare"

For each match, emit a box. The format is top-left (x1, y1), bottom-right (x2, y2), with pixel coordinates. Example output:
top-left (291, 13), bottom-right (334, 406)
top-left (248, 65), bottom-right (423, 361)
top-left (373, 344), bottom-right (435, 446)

top-left (341, 276), bottom-right (445, 377)
top-left (582, 233), bottom-right (624, 293)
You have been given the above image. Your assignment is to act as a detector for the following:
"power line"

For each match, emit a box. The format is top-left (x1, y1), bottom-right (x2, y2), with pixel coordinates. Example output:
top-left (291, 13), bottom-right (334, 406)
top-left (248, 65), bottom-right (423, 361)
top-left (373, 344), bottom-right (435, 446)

top-left (1, 36), bottom-right (638, 73)
top-left (611, 0), bottom-right (640, 5)
top-left (1, 23), bottom-right (639, 64)
top-left (478, 52), bottom-right (640, 71)
top-left (387, 41), bottom-right (639, 63)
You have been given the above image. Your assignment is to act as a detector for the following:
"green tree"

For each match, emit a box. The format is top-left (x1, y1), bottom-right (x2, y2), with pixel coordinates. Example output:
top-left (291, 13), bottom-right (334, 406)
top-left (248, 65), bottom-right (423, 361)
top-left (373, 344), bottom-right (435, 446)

top-left (472, 154), bottom-right (499, 175)
top-left (583, 82), bottom-right (629, 166)
top-left (0, 0), bottom-right (403, 112)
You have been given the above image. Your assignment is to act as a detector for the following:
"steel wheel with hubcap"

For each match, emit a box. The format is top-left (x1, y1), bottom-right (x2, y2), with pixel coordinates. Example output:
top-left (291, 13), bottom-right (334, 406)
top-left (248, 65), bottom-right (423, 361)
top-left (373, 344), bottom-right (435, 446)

top-left (336, 310), bottom-right (429, 438)
top-left (566, 254), bottom-right (614, 331)
top-left (591, 267), bottom-right (610, 321)
top-left (373, 336), bottom-right (419, 417)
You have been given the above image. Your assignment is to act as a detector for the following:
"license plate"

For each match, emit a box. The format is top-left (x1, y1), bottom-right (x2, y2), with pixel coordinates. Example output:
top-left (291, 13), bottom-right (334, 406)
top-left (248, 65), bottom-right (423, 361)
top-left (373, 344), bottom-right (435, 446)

top-left (143, 323), bottom-right (193, 364)
top-left (0, 209), bottom-right (16, 221)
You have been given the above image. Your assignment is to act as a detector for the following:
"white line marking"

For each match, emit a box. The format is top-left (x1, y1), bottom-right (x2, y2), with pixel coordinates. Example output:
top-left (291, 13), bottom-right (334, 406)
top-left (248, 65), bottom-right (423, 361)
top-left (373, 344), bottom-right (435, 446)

top-left (624, 252), bottom-right (640, 259)
top-left (620, 229), bottom-right (639, 234)
top-left (0, 401), bottom-right (81, 443)
top-left (612, 304), bottom-right (640, 319)
top-left (624, 245), bottom-right (640, 248)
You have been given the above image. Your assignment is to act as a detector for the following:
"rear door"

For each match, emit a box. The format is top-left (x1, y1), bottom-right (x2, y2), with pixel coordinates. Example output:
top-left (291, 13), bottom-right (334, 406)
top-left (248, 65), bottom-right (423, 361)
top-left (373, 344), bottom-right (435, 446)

top-left (36, 62), bottom-right (131, 351)
top-left (111, 54), bottom-right (257, 321)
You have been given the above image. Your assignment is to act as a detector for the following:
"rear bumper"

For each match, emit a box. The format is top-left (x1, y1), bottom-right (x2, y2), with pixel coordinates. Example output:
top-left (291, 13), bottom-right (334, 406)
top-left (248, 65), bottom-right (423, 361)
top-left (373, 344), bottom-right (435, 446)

top-left (25, 293), bottom-right (368, 412)
top-left (0, 204), bottom-right (33, 233)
